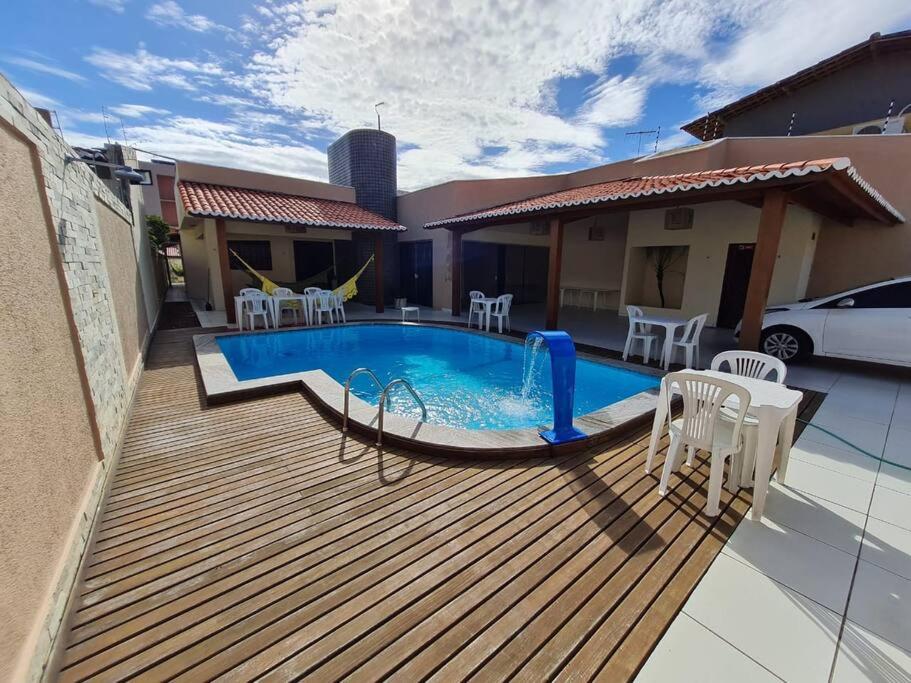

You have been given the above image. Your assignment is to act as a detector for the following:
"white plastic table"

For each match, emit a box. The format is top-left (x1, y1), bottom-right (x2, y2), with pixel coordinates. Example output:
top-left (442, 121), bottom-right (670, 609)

top-left (646, 369), bottom-right (803, 521)
top-left (634, 314), bottom-right (687, 369)
top-left (234, 295), bottom-right (275, 331)
top-left (560, 286), bottom-right (619, 311)
top-left (474, 297), bottom-right (499, 332)
top-left (269, 293), bottom-right (310, 327)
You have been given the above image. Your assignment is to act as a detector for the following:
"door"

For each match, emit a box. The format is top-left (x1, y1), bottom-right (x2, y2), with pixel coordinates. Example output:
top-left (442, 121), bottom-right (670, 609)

top-left (716, 243), bottom-right (755, 328)
top-left (821, 281), bottom-right (911, 364)
top-left (503, 245), bottom-right (549, 303)
top-left (399, 241), bottom-right (433, 306)
top-left (462, 241), bottom-right (500, 306)
top-left (293, 241), bottom-right (334, 287)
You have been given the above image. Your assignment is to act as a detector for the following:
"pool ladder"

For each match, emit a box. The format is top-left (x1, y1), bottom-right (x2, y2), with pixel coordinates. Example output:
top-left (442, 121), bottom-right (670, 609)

top-left (342, 368), bottom-right (428, 446)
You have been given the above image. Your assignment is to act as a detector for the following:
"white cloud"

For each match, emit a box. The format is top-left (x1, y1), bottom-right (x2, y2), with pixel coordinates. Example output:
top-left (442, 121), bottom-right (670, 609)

top-left (4, 57), bottom-right (86, 82)
top-left (18, 88), bottom-right (59, 109)
top-left (88, 0), bottom-right (128, 13)
top-left (700, 0), bottom-right (911, 104)
top-left (85, 45), bottom-right (222, 91)
top-left (109, 103), bottom-right (171, 118)
top-left (66, 114), bottom-right (329, 180)
top-left (146, 1), bottom-right (219, 32)
top-left (242, 0), bottom-right (759, 188)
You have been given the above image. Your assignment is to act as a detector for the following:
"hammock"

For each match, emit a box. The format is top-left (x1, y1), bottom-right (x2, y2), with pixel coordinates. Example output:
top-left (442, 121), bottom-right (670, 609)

top-left (229, 249), bottom-right (374, 302)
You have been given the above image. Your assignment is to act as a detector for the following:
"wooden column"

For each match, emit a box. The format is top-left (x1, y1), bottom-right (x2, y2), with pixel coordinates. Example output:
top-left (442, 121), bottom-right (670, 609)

top-left (215, 218), bottom-right (235, 325)
top-left (545, 216), bottom-right (564, 330)
top-left (451, 229), bottom-right (462, 317)
top-left (374, 233), bottom-right (384, 313)
top-left (740, 189), bottom-right (788, 350)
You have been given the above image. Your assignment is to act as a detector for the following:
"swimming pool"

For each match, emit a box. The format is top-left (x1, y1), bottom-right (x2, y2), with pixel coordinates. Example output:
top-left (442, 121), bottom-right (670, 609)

top-left (215, 324), bottom-right (659, 431)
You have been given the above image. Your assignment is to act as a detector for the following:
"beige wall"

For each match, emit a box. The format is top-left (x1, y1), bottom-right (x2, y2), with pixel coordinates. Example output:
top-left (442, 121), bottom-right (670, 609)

top-left (620, 200), bottom-right (820, 325)
top-left (720, 135), bottom-right (911, 297)
top-left (180, 224), bottom-right (209, 301)
top-left (97, 200), bottom-right (149, 383)
top-left (396, 134), bottom-right (907, 312)
top-left (0, 121), bottom-right (102, 683)
top-left (0, 74), bottom-right (166, 680)
top-left (195, 220), bottom-right (356, 311)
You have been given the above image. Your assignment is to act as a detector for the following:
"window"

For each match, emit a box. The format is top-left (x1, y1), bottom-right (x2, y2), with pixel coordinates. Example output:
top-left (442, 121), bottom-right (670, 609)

top-left (228, 240), bottom-right (272, 271)
top-left (819, 282), bottom-right (911, 309)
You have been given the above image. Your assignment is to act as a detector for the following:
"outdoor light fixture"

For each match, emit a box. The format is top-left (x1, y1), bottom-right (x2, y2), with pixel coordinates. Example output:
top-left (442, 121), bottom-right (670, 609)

top-left (64, 155), bottom-right (148, 184)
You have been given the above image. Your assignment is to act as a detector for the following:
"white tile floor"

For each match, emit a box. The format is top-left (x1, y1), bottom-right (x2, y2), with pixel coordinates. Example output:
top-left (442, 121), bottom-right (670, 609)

top-left (638, 368), bottom-right (911, 682)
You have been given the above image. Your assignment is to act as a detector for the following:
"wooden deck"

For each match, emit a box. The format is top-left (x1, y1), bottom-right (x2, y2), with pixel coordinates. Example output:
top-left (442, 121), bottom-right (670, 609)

top-left (55, 326), bottom-right (822, 682)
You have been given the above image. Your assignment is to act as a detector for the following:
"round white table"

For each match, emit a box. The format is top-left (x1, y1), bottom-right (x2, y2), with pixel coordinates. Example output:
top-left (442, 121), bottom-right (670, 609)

top-left (645, 369), bottom-right (803, 521)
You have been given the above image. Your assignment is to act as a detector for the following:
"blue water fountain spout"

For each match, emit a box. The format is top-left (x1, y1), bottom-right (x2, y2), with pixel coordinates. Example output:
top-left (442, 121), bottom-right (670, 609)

top-left (527, 330), bottom-right (587, 445)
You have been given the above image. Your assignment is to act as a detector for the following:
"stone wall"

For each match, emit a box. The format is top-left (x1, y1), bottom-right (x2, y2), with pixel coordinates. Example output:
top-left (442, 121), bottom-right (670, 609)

top-left (0, 73), bottom-right (165, 680)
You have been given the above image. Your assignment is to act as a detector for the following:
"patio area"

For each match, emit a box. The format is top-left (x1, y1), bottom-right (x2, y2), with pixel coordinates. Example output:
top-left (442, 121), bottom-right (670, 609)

top-left (54, 323), bottom-right (823, 680)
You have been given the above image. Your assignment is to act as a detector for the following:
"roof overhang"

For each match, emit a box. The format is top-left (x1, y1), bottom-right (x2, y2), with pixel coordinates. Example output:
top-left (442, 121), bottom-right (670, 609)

top-left (423, 158), bottom-right (902, 232)
top-left (178, 180), bottom-right (407, 232)
top-left (682, 30), bottom-right (911, 140)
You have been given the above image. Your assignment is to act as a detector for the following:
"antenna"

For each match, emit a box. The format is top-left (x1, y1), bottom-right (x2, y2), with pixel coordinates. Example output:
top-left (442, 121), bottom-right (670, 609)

top-left (702, 113), bottom-right (710, 141)
top-left (626, 128), bottom-right (658, 156)
top-left (787, 112), bottom-right (796, 136)
top-left (882, 100), bottom-right (895, 133)
top-left (100, 105), bottom-right (112, 144)
top-left (374, 102), bottom-right (386, 131)
top-left (653, 125), bottom-right (661, 153)
top-left (119, 116), bottom-right (130, 146)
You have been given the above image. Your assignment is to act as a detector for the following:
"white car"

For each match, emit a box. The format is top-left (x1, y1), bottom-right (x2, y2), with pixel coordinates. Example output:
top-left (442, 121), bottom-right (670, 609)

top-left (747, 276), bottom-right (911, 366)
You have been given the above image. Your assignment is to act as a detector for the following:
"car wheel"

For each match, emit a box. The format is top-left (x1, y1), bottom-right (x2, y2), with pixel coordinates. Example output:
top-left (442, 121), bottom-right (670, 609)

top-left (761, 327), bottom-right (811, 362)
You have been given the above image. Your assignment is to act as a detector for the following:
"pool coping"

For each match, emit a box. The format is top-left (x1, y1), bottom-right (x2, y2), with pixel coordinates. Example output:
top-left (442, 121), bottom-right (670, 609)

top-left (193, 321), bottom-right (664, 456)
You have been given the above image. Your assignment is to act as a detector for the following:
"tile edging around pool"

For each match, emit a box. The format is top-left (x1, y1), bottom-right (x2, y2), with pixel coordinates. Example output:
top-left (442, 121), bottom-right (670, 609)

top-left (192, 322), bottom-right (662, 455)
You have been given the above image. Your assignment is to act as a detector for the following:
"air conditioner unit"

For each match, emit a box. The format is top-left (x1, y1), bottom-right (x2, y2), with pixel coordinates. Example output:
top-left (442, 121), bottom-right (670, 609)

top-left (852, 116), bottom-right (907, 136)
top-left (529, 219), bottom-right (550, 236)
top-left (664, 207), bottom-right (694, 230)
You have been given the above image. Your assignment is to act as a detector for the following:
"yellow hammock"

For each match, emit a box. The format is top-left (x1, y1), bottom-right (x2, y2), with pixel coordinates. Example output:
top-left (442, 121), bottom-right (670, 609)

top-left (229, 249), bottom-right (374, 302)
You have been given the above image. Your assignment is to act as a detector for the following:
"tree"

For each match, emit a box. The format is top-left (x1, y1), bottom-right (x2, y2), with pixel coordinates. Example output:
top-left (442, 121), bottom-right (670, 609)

top-left (645, 246), bottom-right (687, 308)
top-left (146, 215), bottom-right (171, 251)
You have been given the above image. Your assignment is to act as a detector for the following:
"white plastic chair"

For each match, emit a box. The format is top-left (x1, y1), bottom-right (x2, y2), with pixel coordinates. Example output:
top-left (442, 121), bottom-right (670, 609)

top-left (332, 292), bottom-right (347, 323)
top-left (239, 287), bottom-right (262, 297)
top-left (468, 290), bottom-right (485, 329)
top-left (242, 291), bottom-right (272, 330)
top-left (623, 305), bottom-right (658, 364)
top-left (668, 313), bottom-right (707, 369)
top-left (711, 350), bottom-right (787, 384)
top-left (490, 294), bottom-right (513, 333)
top-left (313, 290), bottom-right (335, 325)
top-left (303, 287), bottom-right (321, 295)
top-left (711, 350), bottom-right (787, 486)
top-left (657, 371), bottom-right (751, 516)
top-left (271, 287), bottom-right (300, 326)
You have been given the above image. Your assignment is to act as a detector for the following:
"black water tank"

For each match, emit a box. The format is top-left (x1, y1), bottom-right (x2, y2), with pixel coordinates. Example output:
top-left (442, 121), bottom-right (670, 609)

top-left (327, 129), bottom-right (397, 221)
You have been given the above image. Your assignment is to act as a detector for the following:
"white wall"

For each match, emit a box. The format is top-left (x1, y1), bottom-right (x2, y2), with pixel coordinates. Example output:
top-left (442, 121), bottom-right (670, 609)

top-left (619, 200), bottom-right (820, 326)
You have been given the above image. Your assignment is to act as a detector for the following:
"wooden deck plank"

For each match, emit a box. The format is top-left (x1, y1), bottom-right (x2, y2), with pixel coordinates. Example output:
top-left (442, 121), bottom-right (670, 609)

top-left (54, 325), bottom-right (824, 682)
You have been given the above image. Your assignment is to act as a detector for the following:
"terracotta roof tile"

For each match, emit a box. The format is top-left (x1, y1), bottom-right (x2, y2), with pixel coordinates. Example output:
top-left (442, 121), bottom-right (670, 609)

top-left (424, 157), bottom-right (902, 228)
top-left (178, 181), bottom-right (406, 231)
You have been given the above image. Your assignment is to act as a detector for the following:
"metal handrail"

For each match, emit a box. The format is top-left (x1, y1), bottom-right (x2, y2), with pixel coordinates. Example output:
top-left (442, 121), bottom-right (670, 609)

top-left (377, 378), bottom-right (427, 447)
top-left (342, 368), bottom-right (385, 432)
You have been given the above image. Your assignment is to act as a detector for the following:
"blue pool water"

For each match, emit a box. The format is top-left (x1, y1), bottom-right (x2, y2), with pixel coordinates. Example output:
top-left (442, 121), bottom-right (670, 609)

top-left (216, 324), bottom-right (658, 431)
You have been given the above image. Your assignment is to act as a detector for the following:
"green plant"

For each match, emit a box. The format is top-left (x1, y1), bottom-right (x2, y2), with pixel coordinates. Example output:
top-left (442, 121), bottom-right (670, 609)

top-left (170, 262), bottom-right (184, 277)
top-left (146, 215), bottom-right (171, 251)
top-left (645, 246), bottom-right (687, 308)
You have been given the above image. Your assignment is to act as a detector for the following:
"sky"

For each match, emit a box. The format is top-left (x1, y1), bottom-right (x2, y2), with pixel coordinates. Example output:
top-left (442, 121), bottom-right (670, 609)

top-left (2, 0), bottom-right (910, 191)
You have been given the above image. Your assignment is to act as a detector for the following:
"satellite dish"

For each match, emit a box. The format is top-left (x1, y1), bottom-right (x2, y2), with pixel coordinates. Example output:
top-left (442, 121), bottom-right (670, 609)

top-left (113, 166), bottom-right (147, 184)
